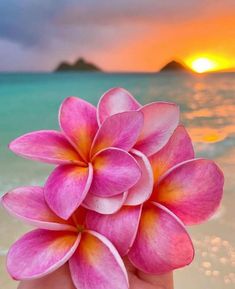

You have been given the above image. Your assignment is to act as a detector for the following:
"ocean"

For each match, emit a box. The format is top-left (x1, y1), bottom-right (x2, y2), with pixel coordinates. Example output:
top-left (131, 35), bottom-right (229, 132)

top-left (0, 72), bottom-right (234, 288)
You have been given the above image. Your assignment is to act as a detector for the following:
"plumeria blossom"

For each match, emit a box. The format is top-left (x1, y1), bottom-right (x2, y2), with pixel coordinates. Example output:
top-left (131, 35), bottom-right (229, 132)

top-left (97, 87), bottom-right (180, 157)
top-left (92, 87), bottom-right (180, 210)
top-left (86, 125), bottom-right (224, 274)
top-left (2, 87), bottom-right (225, 284)
top-left (1, 187), bottom-right (129, 289)
top-left (9, 89), bottom-right (181, 216)
top-left (9, 97), bottom-right (144, 219)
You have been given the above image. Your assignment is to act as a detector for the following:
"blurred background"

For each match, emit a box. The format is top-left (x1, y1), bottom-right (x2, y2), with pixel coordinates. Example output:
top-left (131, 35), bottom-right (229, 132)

top-left (0, 1), bottom-right (234, 288)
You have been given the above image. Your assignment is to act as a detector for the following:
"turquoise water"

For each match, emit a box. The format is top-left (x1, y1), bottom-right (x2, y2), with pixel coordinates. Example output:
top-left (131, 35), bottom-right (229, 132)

top-left (0, 72), bottom-right (234, 192)
top-left (0, 72), bottom-right (235, 288)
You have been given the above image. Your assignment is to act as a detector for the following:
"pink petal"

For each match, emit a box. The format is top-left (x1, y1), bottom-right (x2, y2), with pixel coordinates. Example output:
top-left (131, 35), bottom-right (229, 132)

top-left (90, 148), bottom-right (141, 197)
top-left (149, 125), bottom-right (194, 183)
top-left (69, 230), bottom-right (129, 289)
top-left (1, 186), bottom-right (75, 231)
top-left (45, 163), bottom-right (93, 220)
top-left (134, 102), bottom-right (180, 156)
top-left (155, 159), bottom-right (224, 225)
top-left (125, 149), bottom-right (154, 206)
top-left (9, 130), bottom-right (83, 165)
top-left (82, 192), bottom-right (127, 214)
top-left (59, 97), bottom-right (98, 161)
top-left (18, 264), bottom-right (76, 289)
top-left (91, 111), bottom-right (144, 156)
top-left (128, 202), bottom-right (194, 274)
top-left (86, 205), bottom-right (142, 256)
top-left (97, 87), bottom-right (141, 125)
top-left (7, 229), bottom-right (80, 280)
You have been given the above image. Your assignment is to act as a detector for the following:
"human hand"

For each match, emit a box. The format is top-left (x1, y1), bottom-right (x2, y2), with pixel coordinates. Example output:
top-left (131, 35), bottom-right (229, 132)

top-left (18, 260), bottom-right (173, 289)
top-left (125, 258), bottom-right (174, 289)
top-left (17, 265), bottom-right (76, 289)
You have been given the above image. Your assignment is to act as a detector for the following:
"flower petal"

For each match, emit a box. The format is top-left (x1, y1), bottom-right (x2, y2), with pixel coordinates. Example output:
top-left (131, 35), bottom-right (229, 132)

top-left (128, 202), bottom-right (194, 274)
top-left (134, 102), bottom-right (180, 156)
top-left (149, 125), bottom-right (194, 183)
top-left (82, 192), bottom-right (127, 214)
top-left (91, 111), bottom-right (144, 156)
top-left (59, 97), bottom-right (98, 161)
top-left (9, 130), bottom-right (83, 165)
top-left (7, 229), bottom-right (80, 280)
top-left (125, 149), bottom-right (153, 206)
top-left (45, 163), bottom-right (93, 220)
top-left (97, 87), bottom-right (141, 125)
top-left (155, 159), bottom-right (224, 225)
top-left (18, 264), bottom-right (76, 289)
top-left (86, 206), bottom-right (142, 256)
top-left (69, 230), bottom-right (129, 289)
top-left (90, 148), bottom-right (141, 197)
top-left (1, 186), bottom-right (75, 231)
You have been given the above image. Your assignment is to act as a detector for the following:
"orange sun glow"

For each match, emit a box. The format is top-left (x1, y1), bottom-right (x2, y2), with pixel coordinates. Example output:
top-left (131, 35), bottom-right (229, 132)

top-left (191, 57), bottom-right (216, 73)
top-left (186, 55), bottom-right (230, 73)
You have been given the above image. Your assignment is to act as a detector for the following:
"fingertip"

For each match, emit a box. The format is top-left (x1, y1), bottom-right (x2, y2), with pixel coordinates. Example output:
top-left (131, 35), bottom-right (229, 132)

top-left (123, 256), bottom-right (136, 274)
top-left (137, 270), bottom-right (174, 289)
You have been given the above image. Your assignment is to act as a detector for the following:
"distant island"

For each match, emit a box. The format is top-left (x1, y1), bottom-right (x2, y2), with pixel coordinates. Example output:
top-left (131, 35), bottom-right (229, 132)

top-left (159, 60), bottom-right (192, 72)
top-left (54, 58), bottom-right (192, 73)
top-left (55, 58), bottom-right (102, 72)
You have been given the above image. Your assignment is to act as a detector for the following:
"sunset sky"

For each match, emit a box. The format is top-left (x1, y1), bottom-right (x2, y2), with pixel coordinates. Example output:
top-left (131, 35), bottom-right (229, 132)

top-left (0, 0), bottom-right (235, 72)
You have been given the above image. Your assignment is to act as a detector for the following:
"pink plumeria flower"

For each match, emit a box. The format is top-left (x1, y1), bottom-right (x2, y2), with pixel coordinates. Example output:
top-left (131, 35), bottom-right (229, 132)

top-left (86, 125), bottom-right (224, 274)
top-left (93, 87), bottom-right (180, 211)
top-left (9, 97), bottom-right (144, 219)
top-left (1, 187), bottom-right (129, 289)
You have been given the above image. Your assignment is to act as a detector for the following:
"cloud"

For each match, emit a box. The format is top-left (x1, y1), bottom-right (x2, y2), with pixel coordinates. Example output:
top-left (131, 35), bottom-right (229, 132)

top-left (2, 0), bottom-right (234, 47)
top-left (0, 0), bottom-right (67, 46)
top-left (0, 0), bottom-right (234, 71)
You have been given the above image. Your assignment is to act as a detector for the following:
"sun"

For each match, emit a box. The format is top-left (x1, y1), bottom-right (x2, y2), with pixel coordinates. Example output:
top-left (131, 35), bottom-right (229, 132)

top-left (191, 57), bottom-right (216, 73)
top-left (186, 54), bottom-right (231, 73)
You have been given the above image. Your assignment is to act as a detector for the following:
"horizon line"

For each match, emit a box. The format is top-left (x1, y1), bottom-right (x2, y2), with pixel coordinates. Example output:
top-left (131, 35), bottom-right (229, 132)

top-left (0, 69), bottom-right (235, 74)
